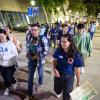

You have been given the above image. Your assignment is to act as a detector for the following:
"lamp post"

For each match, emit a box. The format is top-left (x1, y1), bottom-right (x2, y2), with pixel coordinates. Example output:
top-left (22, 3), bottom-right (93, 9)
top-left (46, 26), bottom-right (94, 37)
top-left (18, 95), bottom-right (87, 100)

top-left (57, 7), bottom-right (60, 11)
top-left (31, 0), bottom-right (35, 6)
top-left (27, 0), bottom-right (35, 24)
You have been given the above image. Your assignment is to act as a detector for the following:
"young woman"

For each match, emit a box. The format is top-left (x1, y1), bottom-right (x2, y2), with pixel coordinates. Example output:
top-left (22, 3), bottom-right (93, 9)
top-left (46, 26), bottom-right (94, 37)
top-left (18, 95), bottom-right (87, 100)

top-left (53, 34), bottom-right (83, 100)
top-left (0, 33), bottom-right (18, 96)
top-left (4, 26), bottom-right (17, 46)
top-left (4, 26), bottom-right (22, 54)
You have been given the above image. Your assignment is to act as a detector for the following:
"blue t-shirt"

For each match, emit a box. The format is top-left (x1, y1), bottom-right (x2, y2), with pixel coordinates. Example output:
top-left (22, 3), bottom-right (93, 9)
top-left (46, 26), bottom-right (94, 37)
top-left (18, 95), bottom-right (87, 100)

top-left (53, 48), bottom-right (83, 75)
top-left (50, 28), bottom-right (58, 36)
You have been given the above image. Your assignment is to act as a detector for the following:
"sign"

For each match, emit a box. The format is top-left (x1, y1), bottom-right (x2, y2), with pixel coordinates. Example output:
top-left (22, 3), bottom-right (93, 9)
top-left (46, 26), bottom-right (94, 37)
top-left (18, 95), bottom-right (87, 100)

top-left (33, 7), bottom-right (39, 14)
top-left (70, 81), bottom-right (98, 100)
top-left (28, 7), bottom-right (33, 16)
top-left (28, 7), bottom-right (39, 17)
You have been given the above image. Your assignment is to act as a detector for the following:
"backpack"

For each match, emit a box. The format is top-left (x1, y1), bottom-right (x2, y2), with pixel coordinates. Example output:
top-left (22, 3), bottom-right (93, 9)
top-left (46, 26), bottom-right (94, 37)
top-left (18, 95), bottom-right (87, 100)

top-left (39, 35), bottom-right (50, 53)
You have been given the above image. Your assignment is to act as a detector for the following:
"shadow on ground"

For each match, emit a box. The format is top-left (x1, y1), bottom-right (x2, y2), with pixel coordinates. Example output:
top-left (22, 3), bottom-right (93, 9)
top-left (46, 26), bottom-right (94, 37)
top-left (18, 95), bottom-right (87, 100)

top-left (0, 77), bottom-right (61, 100)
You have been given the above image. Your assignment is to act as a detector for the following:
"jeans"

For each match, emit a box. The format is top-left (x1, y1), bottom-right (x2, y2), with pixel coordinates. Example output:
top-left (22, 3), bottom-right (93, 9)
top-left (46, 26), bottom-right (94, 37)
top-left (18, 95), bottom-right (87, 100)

top-left (28, 60), bottom-right (44, 96)
top-left (51, 35), bottom-right (57, 48)
top-left (90, 32), bottom-right (94, 40)
top-left (37, 60), bottom-right (44, 85)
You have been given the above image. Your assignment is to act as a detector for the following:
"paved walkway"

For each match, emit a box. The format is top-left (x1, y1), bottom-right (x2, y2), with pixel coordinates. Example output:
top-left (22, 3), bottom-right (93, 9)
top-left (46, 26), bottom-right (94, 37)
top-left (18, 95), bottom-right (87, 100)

top-left (0, 27), bottom-right (100, 100)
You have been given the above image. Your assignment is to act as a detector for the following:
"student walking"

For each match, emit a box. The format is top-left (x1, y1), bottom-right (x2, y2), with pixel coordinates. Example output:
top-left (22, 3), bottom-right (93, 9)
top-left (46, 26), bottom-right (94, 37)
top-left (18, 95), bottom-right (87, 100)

top-left (88, 21), bottom-right (96, 40)
top-left (57, 24), bottom-right (69, 46)
top-left (0, 33), bottom-right (18, 96)
top-left (74, 23), bottom-right (93, 73)
top-left (53, 34), bottom-right (83, 100)
top-left (25, 24), bottom-right (49, 100)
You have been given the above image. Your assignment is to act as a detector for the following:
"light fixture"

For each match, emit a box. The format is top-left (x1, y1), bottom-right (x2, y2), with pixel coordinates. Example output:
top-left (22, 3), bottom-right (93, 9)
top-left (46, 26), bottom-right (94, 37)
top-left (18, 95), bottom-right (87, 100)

top-left (57, 7), bottom-right (60, 11)
top-left (31, 0), bottom-right (35, 6)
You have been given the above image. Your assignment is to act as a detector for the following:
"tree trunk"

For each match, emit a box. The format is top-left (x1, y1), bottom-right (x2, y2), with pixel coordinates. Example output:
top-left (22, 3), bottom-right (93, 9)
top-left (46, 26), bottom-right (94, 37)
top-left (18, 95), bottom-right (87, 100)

top-left (62, 4), bottom-right (66, 16)
top-left (42, 5), bottom-right (49, 23)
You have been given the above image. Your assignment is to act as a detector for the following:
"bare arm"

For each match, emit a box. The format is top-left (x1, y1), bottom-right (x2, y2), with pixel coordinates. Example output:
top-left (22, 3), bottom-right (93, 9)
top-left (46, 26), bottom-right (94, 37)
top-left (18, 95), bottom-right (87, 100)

top-left (13, 35), bottom-right (17, 46)
top-left (74, 67), bottom-right (80, 87)
top-left (53, 58), bottom-right (60, 77)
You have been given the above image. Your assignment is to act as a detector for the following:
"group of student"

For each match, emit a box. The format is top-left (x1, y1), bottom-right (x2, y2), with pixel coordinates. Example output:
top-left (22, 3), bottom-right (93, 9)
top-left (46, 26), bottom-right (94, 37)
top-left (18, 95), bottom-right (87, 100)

top-left (0, 21), bottom-right (94, 100)
top-left (53, 23), bottom-right (93, 100)
top-left (25, 22), bottom-right (93, 100)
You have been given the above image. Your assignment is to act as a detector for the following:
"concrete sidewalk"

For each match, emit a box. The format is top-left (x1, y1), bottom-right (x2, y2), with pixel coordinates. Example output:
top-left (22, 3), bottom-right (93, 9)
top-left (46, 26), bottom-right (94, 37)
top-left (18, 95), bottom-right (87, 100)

top-left (0, 28), bottom-right (100, 100)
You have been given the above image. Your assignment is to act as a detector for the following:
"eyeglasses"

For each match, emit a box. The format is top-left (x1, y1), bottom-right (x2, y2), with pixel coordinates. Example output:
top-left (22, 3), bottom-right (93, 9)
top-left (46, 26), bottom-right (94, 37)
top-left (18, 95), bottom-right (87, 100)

top-left (32, 29), bottom-right (39, 32)
top-left (61, 41), bottom-right (68, 43)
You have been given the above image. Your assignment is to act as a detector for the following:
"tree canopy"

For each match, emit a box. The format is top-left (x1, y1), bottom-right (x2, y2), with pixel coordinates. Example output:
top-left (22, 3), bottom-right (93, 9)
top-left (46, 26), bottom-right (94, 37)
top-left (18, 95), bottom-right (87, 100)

top-left (68, 0), bottom-right (100, 16)
top-left (36, 0), bottom-right (66, 13)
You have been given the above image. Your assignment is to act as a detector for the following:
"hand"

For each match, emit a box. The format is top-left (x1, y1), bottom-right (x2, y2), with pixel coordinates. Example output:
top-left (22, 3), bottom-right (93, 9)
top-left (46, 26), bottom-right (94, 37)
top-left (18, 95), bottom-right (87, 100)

top-left (54, 69), bottom-right (60, 77)
top-left (31, 54), bottom-right (38, 60)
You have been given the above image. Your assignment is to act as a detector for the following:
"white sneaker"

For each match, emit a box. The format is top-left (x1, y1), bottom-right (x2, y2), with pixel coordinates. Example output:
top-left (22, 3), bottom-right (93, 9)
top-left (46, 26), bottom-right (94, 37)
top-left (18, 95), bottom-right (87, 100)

top-left (54, 92), bottom-right (62, 98)
top-left (34, 72), bottom-right (37, 78)
top-left (4, 88), bottom-right (9, 96)
top-left (56, 94), bottom-right (61, 98)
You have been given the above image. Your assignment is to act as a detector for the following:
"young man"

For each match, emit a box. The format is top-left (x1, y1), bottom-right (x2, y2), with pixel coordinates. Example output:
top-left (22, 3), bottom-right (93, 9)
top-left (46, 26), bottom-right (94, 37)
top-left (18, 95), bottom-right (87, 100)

top-left (74, 23), bottom-right (93, 73)
top-left (57, 24), bottom-right (69, 46)
top-left (25, 24), bottom-right (49, 100)
top-left (88, 21), bottom-right (96, 40)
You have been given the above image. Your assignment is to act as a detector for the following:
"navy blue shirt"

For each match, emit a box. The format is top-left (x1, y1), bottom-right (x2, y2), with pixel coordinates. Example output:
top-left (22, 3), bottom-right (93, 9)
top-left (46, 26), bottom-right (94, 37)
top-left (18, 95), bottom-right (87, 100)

top-left (53, 48), bottom-right (83, 75)
top-left (50, 28), bottom-right (58, 36)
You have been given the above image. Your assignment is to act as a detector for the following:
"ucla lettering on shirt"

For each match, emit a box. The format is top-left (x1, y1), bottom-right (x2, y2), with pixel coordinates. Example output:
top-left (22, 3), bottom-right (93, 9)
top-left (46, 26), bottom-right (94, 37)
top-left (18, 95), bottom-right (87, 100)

top-left (0, 47), bottom-right (8, 52)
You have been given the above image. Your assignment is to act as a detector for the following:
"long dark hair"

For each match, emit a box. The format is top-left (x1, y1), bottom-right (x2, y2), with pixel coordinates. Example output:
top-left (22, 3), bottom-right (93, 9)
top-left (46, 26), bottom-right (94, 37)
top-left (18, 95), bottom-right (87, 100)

top-left (6, 25), bottom-right (12, 33)
top-left (2, 30), bottom-right (10, 41)
top-left (59, 34), bottom-right (77, 59)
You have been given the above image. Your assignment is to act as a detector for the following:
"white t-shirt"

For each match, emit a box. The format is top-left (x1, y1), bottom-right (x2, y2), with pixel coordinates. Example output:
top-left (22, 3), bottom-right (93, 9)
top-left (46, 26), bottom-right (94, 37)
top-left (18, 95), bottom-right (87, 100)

top-left (0, 41), bottom-right (18, 67)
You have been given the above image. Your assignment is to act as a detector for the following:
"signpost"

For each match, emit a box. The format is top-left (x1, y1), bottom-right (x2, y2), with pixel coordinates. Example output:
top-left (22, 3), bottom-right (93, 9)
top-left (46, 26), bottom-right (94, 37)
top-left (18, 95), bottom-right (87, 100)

top-left (28, 7), bottom-right (39, 17)
top-left (28, 7), bottom-right (33, 16)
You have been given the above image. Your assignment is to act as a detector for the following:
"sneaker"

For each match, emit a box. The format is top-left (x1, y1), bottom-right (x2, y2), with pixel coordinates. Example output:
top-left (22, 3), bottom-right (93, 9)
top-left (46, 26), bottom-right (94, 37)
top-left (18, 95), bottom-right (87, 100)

top-left (80, 67), bottom-right (85, 74)
top-left (54, 92), bottom-right (61, 98)
top-left (37, 85), bottom-right (43, 92)
top-left (34, 72), bottom-right (37, 78)
top-left (56, 94), bottom-right (61, 98)
top-left (4, 88), bottom-right (10, 96)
